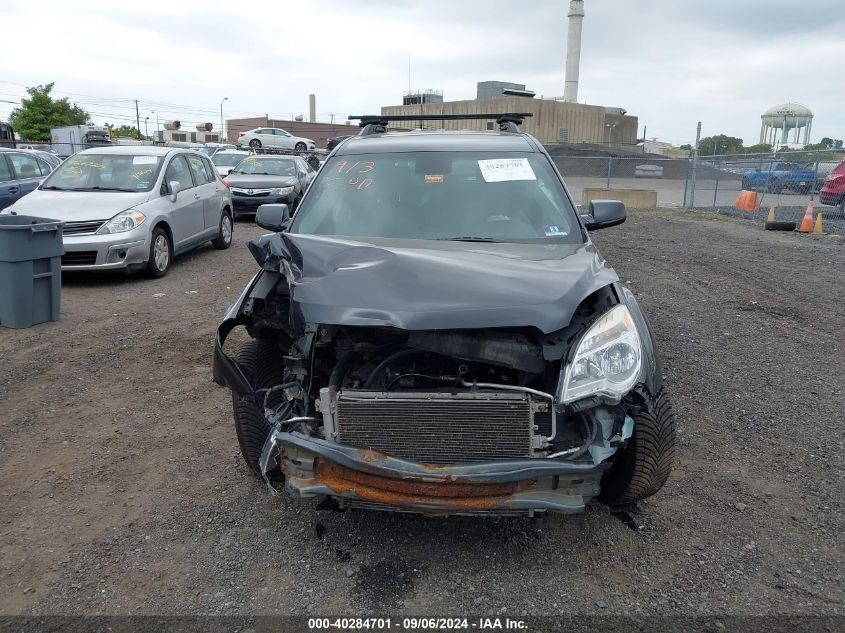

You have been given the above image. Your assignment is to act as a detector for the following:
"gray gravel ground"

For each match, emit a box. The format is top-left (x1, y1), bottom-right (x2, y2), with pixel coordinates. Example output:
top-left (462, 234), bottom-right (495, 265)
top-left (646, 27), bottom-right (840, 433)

top-left (0, 210), bottom-right (842, 619)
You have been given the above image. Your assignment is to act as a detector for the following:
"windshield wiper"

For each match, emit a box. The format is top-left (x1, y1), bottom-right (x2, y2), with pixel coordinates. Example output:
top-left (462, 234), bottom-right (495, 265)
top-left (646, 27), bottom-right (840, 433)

top-left (40, 185), bottom-right (67, 190)
top-left (436, 236), bottom-right (502, 242)
top-left (67, 186), bottom-right (136, 192)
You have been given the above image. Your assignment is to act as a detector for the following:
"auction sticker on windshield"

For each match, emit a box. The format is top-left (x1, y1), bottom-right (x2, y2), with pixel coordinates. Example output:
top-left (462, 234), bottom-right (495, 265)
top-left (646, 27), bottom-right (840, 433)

top-left (133, 156), bottom-right (158, 164)
top-left (478, 158), bottom-right (536, 182)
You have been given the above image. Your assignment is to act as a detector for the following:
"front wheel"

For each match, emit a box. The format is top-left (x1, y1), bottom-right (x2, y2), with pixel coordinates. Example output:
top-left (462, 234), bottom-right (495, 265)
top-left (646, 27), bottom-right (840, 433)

top-left (599, 390), bottom-right (676, 506)
top-left (249, 139), bottom-right (262, 148)
top-left (145, 227), bottom-right (171, 278)
top-left (211, 211), bottom-right (233, 249)
top-left (294, 142), bottom-right (307, 151)
top-left (232, 339), bottom-right (288, 481)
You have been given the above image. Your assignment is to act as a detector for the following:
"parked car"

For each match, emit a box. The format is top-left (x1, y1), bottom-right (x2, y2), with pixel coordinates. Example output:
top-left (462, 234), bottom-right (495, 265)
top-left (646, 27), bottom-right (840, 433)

top-left (0, 148), bottom-right (57, 210)
top-left (213, 114), bottom-right (676, 517)
top-left (200, 143), bottom-right (237, 158)
top-left (1, 146), bottom-right (234, 277)
top-left (741, 161), bottom-right (816, 194)
top-left (21, 149), bottom-right (63, 169)
top-left (819, 160), bottom-right (845, 210)
top-left (211, 149), bottom-right (250, 176)
top-left (237, 127), bottom-right (316, 151)
top-left (225, 154), bottom-right (316, 216)
top-left (326, 135), bottom-right (352, 151)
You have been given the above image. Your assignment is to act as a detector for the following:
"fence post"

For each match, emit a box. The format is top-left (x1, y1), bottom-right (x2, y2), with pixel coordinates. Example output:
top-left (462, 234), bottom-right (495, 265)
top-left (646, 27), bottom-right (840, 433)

top-left (606, 157), bottom-right (611, 189)
top-left (712, 156), bottom-right (721, 208)
top-left (682, 158), bottom-right (690, 207)
top-left (687, 121), bottom-right (701, 208)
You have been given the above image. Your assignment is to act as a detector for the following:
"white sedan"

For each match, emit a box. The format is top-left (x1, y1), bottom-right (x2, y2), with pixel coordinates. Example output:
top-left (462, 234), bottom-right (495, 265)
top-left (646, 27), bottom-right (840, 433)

top-left (237, 127), bottom-right (316, 151)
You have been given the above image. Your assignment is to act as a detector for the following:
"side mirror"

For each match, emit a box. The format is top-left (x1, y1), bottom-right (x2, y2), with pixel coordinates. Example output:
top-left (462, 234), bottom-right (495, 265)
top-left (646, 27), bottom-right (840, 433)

top-left (256, 203), bottom-right (291, 232)
top-left (169, 181), bottom-right (181, 203)
top-left (581, 200), bottom-right (626, 230)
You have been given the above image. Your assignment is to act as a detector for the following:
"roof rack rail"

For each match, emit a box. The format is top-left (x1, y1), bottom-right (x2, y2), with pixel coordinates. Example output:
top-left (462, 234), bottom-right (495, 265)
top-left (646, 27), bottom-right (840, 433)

top-left (348, 113), bottom-right (533, 136)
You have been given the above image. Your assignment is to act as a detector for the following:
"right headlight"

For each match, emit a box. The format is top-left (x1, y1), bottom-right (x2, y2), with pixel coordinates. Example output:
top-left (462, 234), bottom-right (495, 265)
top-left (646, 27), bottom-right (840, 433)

top-left (271, 186), bottom-right (294, 195)
top-left (96, 209), bottom-right (146, 234)
top-left (558, 305), bottom-right (642, 404)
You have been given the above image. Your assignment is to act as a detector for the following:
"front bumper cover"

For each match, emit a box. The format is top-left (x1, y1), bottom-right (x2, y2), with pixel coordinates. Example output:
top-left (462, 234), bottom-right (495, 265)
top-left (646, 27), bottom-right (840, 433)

top-left (264, 431), bottom-right (609, 515)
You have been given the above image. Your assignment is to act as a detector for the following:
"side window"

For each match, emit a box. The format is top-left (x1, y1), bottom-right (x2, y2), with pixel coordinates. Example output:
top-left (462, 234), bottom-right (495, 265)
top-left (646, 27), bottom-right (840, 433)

top-left (187, 154), bottom-right (211, 184)
top-left (276, 129), bottom-right (290, 137)
top-left (36, 158), bottom-right (52, 176)
top-left (8, 153), bottom-right (42, 179)
top-left (202, 158), bottom-right (217, 182)
top-left (162, 155), bottom-right (194, 193)
top-left (0, 156), bottom-right (11, 182)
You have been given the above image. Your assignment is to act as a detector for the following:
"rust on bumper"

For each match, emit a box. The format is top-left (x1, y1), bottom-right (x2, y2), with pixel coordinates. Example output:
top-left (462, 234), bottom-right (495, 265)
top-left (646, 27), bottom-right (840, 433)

top-left (267, 431), bottom-right (608, 515)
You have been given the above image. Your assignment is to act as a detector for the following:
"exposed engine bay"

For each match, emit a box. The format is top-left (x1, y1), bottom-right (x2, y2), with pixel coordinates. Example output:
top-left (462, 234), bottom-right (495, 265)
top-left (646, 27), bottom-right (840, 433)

top-left (212, 231), bottom-right (672, 516)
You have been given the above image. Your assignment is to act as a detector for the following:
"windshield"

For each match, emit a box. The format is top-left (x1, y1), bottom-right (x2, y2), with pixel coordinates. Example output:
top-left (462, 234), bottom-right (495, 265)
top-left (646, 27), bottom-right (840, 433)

top-left (41, 154), bottom-right (163, 192)
top-left (231, 157), bottom-right (297, 177)
top-left (212, 153), bottom-right (249, 167)
top-left (292, 152), bottom-right (580, 243)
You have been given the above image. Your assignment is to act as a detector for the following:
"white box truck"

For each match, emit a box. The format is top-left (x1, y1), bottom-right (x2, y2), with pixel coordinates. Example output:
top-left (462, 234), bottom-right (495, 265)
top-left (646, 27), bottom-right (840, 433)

top-left (50, 125), bottom-right (111, 158)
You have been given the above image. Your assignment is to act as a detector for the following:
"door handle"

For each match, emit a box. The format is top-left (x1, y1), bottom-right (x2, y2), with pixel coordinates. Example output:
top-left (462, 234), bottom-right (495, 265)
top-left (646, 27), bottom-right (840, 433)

top-left (194, 193), bottom-right (201, 199)
top-left (8, 187), bottom-right (19, 193)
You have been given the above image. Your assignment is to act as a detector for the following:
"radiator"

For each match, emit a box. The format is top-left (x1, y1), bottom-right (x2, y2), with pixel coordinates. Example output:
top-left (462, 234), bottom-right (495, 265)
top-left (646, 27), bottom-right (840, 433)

top-left (334, 390), bottom-right (533, 464)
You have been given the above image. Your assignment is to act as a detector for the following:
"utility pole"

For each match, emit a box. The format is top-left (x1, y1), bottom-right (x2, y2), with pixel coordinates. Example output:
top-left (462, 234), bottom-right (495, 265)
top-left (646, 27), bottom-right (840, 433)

top-left (135, 100), bottom-right (141, 140)
top-left (642, 125), bottom-right (646, 153)
top-left (687, 121), bottom-right (702, 208)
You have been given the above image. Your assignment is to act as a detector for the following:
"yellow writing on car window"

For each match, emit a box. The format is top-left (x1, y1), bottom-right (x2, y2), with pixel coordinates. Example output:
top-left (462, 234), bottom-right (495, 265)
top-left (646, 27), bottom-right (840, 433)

top-left (131, 168), bottom-right (153, 180)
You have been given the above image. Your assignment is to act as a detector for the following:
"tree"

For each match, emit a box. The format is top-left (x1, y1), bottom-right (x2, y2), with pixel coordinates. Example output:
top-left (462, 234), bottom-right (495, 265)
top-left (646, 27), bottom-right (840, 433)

top-left (697, 134), bottom-right (744, 156)
top-left (8, 83), bottom-right (89, 142)
top-left (741, 143), bottom-right (772, 155)
top-left (679, 143), bottom-right (693, 151)
top-left (106, 123), bottom-right (140, 138)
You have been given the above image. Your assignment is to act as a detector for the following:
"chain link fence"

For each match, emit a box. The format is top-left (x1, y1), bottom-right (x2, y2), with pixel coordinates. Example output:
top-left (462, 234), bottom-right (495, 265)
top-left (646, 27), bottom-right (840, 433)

top-left (551, 149), bottom-right (845, 235)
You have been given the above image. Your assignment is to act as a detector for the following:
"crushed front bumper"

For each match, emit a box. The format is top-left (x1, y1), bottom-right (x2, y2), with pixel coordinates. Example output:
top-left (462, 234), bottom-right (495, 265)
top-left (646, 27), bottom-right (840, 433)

top-left (262, 431), bottom-right (609, 516)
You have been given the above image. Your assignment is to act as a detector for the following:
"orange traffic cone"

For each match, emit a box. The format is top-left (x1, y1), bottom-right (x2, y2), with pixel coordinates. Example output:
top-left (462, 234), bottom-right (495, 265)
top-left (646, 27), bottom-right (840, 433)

top-left (767, 206), bottom-right (776, 222)
top-left (736, 190), bottom-right (760, 212)
top-left (797, 201), bottom-right (814, 233)
top-left (812, 213), bottom-right (824, 235)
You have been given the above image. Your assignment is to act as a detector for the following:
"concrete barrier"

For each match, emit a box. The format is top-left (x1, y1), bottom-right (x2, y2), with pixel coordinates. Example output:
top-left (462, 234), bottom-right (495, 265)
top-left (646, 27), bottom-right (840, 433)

top-left (582, 188), bottom-right (658, 209)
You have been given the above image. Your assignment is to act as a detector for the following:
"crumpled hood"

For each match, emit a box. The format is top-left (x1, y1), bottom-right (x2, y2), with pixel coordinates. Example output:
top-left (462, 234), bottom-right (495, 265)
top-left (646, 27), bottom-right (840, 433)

top-left (247, 233), bottom-right (618, 334)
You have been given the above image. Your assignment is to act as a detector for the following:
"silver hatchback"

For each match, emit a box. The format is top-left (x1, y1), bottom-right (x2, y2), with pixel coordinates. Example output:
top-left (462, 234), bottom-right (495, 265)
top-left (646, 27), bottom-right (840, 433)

top-left (2, 146), bottom-right (234, 277)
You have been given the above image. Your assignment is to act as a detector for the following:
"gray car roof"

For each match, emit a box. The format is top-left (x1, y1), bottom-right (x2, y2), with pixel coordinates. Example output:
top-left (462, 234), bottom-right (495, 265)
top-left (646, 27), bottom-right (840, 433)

top-left (74, 145), bottom-right (178, 156)
top-left (333, 130), bottom-right (538, 155)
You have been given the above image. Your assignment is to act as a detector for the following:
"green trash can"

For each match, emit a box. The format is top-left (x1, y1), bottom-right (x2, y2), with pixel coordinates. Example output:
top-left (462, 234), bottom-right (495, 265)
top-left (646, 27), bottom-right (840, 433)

top-left (0, 215), bottom-right (64, 329)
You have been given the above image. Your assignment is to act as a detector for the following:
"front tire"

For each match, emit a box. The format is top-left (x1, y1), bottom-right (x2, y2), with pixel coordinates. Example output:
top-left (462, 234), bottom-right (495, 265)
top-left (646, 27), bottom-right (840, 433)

top-left (599, 390), bottom-right (676, 506)
top-left (145, 227), bottom-right (171, 278)
top-left (211, 211), bottom-right (233, 249)
top-left (294, 142), bottom-right (307, 151)
top-left (249, 139), bottom-right (262, 148)
top-left (232, 339), bottom-right (287, 481)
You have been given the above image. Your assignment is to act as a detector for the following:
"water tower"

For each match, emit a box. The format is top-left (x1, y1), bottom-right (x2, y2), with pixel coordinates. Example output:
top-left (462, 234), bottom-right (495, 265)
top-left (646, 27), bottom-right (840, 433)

top-left (759, 103), bottom-right (813, 146)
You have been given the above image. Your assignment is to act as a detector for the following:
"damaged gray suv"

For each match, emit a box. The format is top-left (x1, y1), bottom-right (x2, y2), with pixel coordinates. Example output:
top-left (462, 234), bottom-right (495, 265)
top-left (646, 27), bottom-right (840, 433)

top-left (213, 113), bottom-right (676, 516)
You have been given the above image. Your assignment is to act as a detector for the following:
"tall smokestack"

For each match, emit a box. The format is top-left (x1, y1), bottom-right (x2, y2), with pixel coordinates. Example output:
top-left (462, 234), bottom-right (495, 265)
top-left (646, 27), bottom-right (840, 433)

top-left (309, 94), bottom-right (316, 123)
top-left (563, 0), bottom-right (585, 103)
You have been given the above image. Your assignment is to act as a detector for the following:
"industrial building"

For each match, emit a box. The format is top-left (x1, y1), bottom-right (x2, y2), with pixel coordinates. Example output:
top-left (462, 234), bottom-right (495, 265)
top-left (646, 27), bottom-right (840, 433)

top-left (381, 97), bottom-right (637, 146)
top-left (380, 0), bottom-right (638, 147)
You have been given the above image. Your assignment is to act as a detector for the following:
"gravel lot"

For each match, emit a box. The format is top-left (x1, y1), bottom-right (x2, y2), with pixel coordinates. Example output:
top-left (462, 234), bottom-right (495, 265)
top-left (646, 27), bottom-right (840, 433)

top-left (0, 210), bottom-right (843, 618)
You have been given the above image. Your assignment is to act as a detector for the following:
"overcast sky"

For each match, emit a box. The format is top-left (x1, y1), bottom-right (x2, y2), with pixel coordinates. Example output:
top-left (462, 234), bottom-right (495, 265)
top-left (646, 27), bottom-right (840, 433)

top-left (1, 0), bottom-right (843, 145)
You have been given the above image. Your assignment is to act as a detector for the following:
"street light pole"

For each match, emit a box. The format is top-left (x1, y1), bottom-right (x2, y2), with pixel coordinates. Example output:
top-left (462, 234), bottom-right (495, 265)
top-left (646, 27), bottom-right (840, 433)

top-left (144, 117), bottom-right (149, 140)
top-left (151, 111), bottom-right (160, 140)
top-left (220, 97), bottom-right (228, 142)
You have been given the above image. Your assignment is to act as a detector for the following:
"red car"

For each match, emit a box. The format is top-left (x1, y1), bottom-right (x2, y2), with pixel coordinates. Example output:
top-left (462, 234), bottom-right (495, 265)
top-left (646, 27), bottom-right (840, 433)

top-left (820, 161), bottom-right (845, 210)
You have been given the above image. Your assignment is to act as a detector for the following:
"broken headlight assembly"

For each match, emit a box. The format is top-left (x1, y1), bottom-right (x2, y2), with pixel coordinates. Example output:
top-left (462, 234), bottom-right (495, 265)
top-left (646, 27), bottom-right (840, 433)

top-left (96, 209), bottom-right (146, 234)
top-left (558, 304), bottom-right (642, 404)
